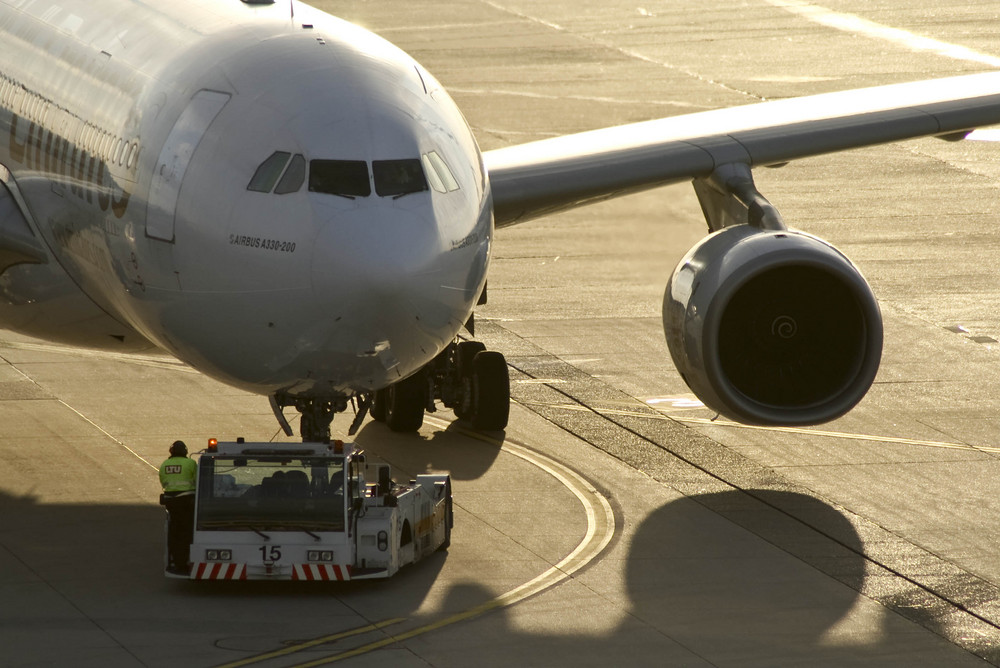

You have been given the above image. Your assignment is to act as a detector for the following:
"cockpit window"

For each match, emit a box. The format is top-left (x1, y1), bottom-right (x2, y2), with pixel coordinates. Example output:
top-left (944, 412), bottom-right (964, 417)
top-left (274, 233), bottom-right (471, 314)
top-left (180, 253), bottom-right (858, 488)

top-left (372, 159), bottom-right (428, 198)
top-left (248, 151), bottom-right (306, 195)
top-left (274, 154), bottom-right (305, 195)
top-left (248, 151), bottom-right (291, 193)
top-left (422, 151), bottom-right (460, 193)
top-left (309, 160), bottom-right (371, 198)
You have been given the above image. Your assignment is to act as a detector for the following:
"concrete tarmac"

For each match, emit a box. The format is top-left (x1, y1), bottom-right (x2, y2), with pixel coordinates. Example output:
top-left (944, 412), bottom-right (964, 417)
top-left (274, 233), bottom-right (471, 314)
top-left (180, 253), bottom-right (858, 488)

top-left (3, 0), bottom-right (1000, 665)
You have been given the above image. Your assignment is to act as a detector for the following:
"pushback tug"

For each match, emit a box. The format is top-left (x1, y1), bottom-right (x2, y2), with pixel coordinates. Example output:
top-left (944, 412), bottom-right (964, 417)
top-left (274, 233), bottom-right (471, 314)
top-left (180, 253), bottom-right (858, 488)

top-left (166, 439), bottom-right (453, 581)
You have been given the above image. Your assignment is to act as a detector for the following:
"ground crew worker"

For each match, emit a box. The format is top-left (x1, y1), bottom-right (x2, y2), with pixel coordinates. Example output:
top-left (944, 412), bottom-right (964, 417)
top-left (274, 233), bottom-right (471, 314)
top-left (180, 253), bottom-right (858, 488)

top-left (159, 440), bottom-right (197, 575)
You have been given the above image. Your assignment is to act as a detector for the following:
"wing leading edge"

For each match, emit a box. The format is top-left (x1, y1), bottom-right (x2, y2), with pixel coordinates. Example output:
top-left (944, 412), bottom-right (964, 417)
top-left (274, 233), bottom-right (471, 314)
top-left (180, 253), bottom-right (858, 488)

top-left (485, 71), bottom-right (1000, 227)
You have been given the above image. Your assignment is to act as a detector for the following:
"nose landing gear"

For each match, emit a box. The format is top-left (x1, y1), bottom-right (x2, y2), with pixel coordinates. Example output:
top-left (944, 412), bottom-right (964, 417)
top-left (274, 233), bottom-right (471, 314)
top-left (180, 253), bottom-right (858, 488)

top-left (270, 394), bottom-right (349, 443)
top-left (271, 339), bottom-right (511, 440)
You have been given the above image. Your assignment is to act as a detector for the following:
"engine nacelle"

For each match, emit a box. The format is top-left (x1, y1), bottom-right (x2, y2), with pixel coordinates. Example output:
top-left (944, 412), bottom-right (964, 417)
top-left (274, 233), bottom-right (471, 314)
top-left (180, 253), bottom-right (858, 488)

top-left (664, 225), bottom-right (882, 426)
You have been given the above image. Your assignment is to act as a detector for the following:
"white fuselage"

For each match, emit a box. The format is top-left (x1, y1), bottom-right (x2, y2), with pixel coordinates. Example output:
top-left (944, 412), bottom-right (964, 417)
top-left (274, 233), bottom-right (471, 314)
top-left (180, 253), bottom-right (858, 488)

top-left (0, 0), bottom-right (492, 400)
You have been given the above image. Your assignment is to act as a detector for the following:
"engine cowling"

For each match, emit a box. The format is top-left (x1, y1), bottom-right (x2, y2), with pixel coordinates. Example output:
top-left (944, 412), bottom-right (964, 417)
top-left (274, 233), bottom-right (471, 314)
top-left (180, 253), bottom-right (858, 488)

top-left (663, 225), bottom-right (882, 426)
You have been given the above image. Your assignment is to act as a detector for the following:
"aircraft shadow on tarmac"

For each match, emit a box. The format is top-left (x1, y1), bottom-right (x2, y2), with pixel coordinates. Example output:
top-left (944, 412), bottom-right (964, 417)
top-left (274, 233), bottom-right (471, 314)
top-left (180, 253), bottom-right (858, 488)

top-left (0, 476), bottom-right (967, 664)
top-left (0, 417), bottom-right (503, 653)
top-left (422, 490), bottom-right (970, 665)
top-left (353, 419), bottom-right (504, 482)
top-left (0, 485), bottom-right (446, 605)
top-left (0, 487), bottom-right (456, 667)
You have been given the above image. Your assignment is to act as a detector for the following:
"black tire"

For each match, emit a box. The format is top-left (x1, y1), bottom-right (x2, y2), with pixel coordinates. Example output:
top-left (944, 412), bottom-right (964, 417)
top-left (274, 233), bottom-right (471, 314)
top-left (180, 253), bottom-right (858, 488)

top-left (471, 351), bottom-right (510, 431)
top-left (385, 371), bottom-right (426, 432)
top-left (370, 388), bottom-right (387, 423)
top-left (454, 341), bottom-right (486, 420)
top-left (438, 478), bottom-right (453, 552)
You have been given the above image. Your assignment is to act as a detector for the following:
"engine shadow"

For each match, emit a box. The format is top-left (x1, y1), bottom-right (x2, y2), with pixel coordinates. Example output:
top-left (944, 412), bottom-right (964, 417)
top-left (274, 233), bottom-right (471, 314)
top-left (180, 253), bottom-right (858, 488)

top-left (407, 489), bottom-right (978, 666)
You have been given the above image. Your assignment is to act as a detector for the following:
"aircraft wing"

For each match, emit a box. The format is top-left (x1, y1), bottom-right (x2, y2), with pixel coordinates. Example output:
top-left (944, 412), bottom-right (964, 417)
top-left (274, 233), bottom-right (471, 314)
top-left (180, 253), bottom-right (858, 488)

top-left (485, 71), bottom-right (1000, 227)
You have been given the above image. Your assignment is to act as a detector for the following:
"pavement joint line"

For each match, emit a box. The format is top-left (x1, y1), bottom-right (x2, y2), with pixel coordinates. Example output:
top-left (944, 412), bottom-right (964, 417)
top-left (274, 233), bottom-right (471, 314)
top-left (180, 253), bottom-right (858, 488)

top-left (0, 341), bottom-right (160, 470)
top-left (56, 399), bottom-right (157, 470)
top-left (0, 338), bottom-right (197, 372)
top-left (478, 0), bottom-right (759, 101)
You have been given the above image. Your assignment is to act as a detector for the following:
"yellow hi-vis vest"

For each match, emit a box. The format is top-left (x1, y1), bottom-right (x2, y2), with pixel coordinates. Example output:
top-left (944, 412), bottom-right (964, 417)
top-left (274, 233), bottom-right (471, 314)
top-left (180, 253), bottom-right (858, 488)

top-left (159, 456), bottom-right (197, 493)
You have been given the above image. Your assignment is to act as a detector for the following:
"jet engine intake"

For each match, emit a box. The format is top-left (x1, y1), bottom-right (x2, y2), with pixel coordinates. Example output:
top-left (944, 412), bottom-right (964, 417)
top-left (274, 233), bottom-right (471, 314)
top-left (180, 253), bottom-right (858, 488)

top-left (663, 225), bottom-right (882, 426)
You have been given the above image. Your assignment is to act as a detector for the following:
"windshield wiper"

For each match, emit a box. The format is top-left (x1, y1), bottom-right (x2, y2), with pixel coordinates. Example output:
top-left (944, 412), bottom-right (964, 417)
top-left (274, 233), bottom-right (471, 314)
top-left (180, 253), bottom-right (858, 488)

top-left (267, 523), bottom-right (327, 539)
top-left (198, 519), bottom-right (271, 540)
top-left (198, 519), bottom-right (337, 537)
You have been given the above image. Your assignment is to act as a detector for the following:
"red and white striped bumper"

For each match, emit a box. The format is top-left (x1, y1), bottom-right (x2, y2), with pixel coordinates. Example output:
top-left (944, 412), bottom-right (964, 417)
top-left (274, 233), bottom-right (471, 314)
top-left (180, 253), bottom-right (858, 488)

top-left (189, 562), bottom-right (351, 580)
top-left (292, 564), bottom-right (351, 581)
top-left (193, 562), bottom-right (247, 580)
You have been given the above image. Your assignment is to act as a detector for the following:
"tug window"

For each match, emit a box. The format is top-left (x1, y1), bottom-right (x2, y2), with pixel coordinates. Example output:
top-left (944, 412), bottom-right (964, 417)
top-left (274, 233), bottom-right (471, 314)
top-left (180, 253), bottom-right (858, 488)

top-left (372, 159), bottom-right (427, 197)
top-left (309, 159), bottom-right (371, 198)
top-left (196, 456), bottom-right (346, 532)
top-left (247, 151), bottom-right (291, 193)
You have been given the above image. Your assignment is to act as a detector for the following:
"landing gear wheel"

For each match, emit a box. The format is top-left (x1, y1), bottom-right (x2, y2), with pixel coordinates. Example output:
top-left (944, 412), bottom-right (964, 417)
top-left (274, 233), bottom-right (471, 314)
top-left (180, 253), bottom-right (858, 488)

top-left (385, 371), bottom-right (427, 433)
top-left (471, 351), bottom-right (510, 431)
top-left (299, 399), bottom-right (338, 443)
top-left (370, 388), bottom-right (387, 423)
top-left (454, 341), bottom-right (485, 420)
top-left (438, 478), bottom-right (453, 552)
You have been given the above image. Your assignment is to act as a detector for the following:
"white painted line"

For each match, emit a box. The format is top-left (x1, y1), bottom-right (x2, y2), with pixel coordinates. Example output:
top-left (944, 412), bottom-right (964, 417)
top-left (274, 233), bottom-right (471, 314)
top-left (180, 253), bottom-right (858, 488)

top-left (425, 415), bottom-right (616, 600)
top-left (0, 338), bottom-right (195, 372)
top-left (516, 378), bottom-right (568, 384)
top-left (765, 0), bottom-right (1000, 67)
top-left (672, 415), bottom-right (1000, 454)
top-left (516, 399), bottom-right (1000, 454)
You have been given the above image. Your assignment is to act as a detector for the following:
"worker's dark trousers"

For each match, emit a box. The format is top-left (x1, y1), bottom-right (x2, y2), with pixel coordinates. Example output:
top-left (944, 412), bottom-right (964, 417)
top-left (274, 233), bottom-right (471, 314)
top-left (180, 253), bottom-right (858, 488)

top-left (164, 494), bottom-right (195, 570)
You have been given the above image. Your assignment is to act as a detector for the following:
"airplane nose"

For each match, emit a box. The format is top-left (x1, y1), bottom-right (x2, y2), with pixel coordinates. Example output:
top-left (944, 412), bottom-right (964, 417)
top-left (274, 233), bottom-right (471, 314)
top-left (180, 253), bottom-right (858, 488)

top-left (307, 203), bottom-right (470, 382)
top-left (313, 205), bottom-right (438, 294)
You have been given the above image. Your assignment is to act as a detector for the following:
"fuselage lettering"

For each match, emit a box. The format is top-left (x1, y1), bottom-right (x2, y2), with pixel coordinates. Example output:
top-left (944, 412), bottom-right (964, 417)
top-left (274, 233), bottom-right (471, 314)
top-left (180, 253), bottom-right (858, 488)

top-left (228, 234), bottom-right (297, 253)
top-left (5, 88), bottom-right (139, 219)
